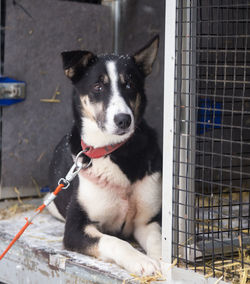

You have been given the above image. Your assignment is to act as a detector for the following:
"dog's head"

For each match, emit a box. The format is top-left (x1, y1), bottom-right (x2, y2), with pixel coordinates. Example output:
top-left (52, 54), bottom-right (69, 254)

top-left (62, 36), bottom-right (159, 147)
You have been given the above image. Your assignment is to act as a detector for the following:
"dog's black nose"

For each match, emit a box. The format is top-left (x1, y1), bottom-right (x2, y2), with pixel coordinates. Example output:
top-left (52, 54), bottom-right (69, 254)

top-left (114, 113), bottom-right (131, 130)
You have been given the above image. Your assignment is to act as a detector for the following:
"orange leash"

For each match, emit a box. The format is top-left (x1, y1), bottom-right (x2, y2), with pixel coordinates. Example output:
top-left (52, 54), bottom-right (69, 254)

top-left (0, 149), bottom-right (92, 261)
top-left (0, 183), bottom-right (64, 260)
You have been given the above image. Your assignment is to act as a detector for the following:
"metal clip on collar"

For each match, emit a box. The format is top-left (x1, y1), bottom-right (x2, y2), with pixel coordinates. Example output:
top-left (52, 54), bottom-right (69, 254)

top-left (58, 150), bottom-right (92, 189)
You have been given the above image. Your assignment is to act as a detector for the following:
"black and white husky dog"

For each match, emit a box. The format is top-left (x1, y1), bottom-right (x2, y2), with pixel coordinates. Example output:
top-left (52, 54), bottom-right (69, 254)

top-left (47, 36), bottom-right (162, 276)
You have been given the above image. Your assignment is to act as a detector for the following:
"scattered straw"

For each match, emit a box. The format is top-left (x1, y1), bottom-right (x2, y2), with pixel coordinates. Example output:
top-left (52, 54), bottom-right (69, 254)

top-left (40, 99), bottom-right (60, 103)
top-left (31, 176), bottom-right (42, 198)
top-left (181, 252), bottom-right (250, 283)
top-left (166, 258), bottom-right (178, 272)
top-left (184, 192), bottom-right (250, 283)
top-left (122, 258), bottom-right (178, 284)
top-left (0, 203), bottom-right (36, 220)
top-left (37, 151), bottom-right (46, 163)
top-left (214, 275), bottom-right (223, 284)
top-left (27, 236), bottom-right (63, 243)
top-left (14, 187), bottom-right (23, 204)
top-left (240, 267), bottom-right (248, 284)
top-left (47, 238), bottom-right (63, 243)
top-left (40, 85), bottom-right (61, 103)
top-left (122, 271), bottom-right (165, 284)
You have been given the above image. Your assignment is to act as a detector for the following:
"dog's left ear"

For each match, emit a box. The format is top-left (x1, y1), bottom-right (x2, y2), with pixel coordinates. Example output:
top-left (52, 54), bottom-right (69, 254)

top-left (133, 35), bottom-right (159, 76)
top-left (61, 50), bottom-right (96, 82)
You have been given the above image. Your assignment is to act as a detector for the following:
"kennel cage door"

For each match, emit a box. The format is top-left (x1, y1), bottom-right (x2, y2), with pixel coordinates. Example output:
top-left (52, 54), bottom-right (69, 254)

top-left (0, 0), bottom-right (113, 199)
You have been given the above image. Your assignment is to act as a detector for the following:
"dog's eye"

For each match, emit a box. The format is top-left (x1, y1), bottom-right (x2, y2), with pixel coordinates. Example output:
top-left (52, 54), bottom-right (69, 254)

top-left (125, 80), bottom-right (135, 90)
top-left (125, 82), bottom-right (131, 89)
top-left (93, 83), bottom-right (103, 93)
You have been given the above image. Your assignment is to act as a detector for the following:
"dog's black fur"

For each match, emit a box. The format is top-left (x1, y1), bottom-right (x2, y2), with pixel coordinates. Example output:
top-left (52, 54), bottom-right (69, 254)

top-left (48, 36), bottom-right (162, 275)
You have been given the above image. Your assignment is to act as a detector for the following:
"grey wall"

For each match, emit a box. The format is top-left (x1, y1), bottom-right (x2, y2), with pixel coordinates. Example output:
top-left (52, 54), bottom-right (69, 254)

top-left (1, 0), bottom-right (113, 198)
top-left (0, 0), bottom-right (165, 199)
top-left (119, 0), bottom-right (165, 149)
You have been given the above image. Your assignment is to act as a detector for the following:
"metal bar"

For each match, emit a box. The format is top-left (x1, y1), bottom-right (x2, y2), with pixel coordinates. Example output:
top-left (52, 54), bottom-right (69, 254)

top-left (177, 0), bottom-right (196, 263)
top-left (111, 0), bottom-right (121, 54)
top-left (173, 0), bottom-right (183, 264)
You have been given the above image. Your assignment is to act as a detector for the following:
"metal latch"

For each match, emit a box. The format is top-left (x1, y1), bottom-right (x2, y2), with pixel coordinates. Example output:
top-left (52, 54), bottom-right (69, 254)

top-left (0, 77), bottom-right (26, 106)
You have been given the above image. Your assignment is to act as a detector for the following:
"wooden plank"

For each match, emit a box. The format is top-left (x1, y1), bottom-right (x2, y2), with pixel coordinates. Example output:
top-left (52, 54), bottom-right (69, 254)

top-left (0, 208), bottom-right (131, 283)
top-left (0, 205), bottom-right (228, 284)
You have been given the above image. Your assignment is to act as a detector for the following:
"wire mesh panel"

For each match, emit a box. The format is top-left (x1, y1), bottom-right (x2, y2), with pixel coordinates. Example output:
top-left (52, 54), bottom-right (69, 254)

top-left (173, 0), bottom-right (250, 282)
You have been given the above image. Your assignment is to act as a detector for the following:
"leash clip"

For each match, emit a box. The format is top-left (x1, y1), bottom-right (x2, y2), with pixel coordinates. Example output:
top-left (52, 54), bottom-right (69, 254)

top-left (58, 150), bottom-right (92, 189)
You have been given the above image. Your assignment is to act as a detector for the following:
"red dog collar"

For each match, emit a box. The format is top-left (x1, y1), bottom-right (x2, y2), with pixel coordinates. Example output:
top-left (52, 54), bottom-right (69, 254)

top-left (81, 139), bottom-right (127, 159)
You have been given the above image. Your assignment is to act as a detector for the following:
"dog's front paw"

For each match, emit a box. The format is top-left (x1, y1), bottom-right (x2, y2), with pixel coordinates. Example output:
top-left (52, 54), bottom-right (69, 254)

top-left (122, 249), bottom-right (161, 276)
top-left (99, 235), bottom-right (161, 276)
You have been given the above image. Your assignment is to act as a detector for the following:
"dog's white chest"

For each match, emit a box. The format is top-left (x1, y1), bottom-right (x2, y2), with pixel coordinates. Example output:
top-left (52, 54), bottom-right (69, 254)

top-left (77, 157), bottom-right (134, 233)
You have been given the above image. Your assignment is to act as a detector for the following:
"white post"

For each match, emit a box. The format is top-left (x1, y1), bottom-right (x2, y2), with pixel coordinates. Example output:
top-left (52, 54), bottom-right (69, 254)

top-left (162, 0), bottom-right (176, 264)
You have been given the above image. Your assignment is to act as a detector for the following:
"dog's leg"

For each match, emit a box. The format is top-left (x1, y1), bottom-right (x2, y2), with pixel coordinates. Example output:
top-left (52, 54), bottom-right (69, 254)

top-left (132, 173), bottom-right (162, 260)
top-left (134, 221), bottom-right (162, 260)
top-left (63, 199), bottom-right (101, 257)
top-left (64, 199), bottom-right (161, 275)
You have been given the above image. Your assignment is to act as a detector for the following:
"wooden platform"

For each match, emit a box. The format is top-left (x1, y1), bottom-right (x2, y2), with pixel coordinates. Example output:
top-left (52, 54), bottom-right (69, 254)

top-left (0, 199), bottom-right (228, 284)
top-left (0, 202), bottom-right (131, 284)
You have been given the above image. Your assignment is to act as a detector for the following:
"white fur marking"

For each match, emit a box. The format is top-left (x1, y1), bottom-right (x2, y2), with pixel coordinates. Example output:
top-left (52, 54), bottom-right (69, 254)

top-left (134, 222), bottom-right (162, 260)
top-left (131, 173), bottom-right (162, 260)
top-left (45, 197), bottom-right (65, 222)
top-left (133, 172), bottom-right (162, 225)
top-left (98, 234), bottom-right (161, 275)
top-left (81, 117), bottom-right (132, 147)
top-left (105, 61), bottom-right (134, 134)
top-left (77, 156), bottom-right (131, 233)
top-left (106, 61), bottom-right (120, 98)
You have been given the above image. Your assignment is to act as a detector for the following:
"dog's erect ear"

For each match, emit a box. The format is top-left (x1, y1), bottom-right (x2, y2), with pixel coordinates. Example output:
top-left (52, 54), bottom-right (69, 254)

top-left (133, 35), bottom-right (159, 76)
top-left (61, 50), bottom-right (96, 81)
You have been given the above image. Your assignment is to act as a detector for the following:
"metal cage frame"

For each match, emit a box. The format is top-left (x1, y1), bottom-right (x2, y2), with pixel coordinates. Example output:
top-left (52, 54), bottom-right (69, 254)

top-left (163, 0), bottom-right (250, 282)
